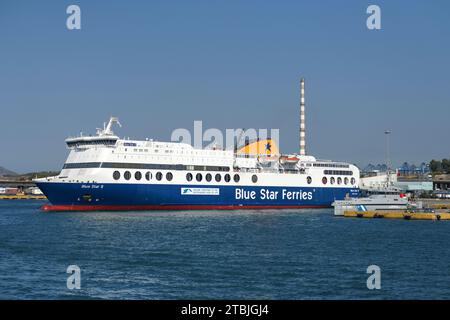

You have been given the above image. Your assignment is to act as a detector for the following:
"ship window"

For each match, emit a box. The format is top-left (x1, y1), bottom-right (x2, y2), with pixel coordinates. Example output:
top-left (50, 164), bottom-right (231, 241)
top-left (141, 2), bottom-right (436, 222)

top-left (351, 177), bottom-right (356, 185)
top-left (215, 174), bottom-right (221, 182)
top-left (337, 177), bottom-right (342, 185)
top-left (206, 173), bottom-right (212, 182)
top-left (113, 171), bottom-right (120, 180)
top-left (324, 170), bottom-right (353, 176)
top-left (322, 177), bottom-right (328, 185)
top-left (234, 174), bottom-right (240, 183)
top-left (252, 175), bottom-right (258, 183)
top-left (344, 177), bottom-right (349, 185)
top-left (156, 172), bottom-right (163, 181)
top-left (124, 171), bottom-right (131, 180)
top-left (166, 172), bottom-right (173, 181)
top-left (307, 176), bottom-right (312, 184)
top-left (330, 177), bottom-right (335, 185)
top-left (145, 172), bottom-right (152, 181)
top-left (186, 173), bottom-right (193, 181)
top-left (224, 174), bottom-right (231, 182)
top-left (135, 171), bottom-right (142, 180)
top-left (196, 173), bottom-right (202, 182)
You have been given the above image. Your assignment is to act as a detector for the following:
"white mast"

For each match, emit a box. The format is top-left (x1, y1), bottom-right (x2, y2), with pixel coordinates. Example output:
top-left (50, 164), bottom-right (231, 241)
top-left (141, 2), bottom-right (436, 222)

top-left (97, 117), bottom-right (121, 136)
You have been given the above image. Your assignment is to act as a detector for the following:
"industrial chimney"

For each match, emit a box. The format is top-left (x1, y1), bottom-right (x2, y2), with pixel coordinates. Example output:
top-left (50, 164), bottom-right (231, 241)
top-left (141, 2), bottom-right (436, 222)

top-left (299, 78), bottom-right (306, 156)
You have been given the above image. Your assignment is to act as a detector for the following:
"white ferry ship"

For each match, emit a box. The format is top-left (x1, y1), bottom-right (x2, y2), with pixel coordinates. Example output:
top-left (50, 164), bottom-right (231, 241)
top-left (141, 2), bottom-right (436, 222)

top-left (35, 80), bottom-right (360, 211)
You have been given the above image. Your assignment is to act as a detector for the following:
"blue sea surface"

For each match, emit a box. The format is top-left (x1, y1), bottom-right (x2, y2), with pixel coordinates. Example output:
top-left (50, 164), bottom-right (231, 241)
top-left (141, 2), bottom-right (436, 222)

top-left (1, 201), bottom-right (450, 300)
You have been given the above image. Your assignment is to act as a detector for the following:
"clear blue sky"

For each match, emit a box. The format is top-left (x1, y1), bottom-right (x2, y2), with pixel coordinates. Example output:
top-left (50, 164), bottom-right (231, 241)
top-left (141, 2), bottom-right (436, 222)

top-left (0, 0), bottom-right (449, 173)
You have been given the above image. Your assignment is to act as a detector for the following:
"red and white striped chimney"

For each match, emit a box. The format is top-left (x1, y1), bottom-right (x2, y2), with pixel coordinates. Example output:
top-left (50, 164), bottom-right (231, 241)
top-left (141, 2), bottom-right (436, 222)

top-left (299, 78), bottom-right (306, 156)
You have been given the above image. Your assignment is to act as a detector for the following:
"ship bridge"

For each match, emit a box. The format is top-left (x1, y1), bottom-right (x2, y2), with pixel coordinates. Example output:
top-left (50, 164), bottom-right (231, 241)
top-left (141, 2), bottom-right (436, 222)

top-left (65, 117), bottom-right (121, 149)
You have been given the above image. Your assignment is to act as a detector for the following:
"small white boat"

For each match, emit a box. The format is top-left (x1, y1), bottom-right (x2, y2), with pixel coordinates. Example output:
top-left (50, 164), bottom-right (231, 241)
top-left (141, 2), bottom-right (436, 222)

top-left (332, 189), bottom-right (410, 216)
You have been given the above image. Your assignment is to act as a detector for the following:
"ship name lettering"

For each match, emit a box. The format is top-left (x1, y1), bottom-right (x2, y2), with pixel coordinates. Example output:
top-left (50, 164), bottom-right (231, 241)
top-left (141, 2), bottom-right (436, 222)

top-left (282, 189), bottom-right (313, 200)
top-left (260, 189), bottom-right (279, 200)
top-left (235, 188), bottom-right (256, 200)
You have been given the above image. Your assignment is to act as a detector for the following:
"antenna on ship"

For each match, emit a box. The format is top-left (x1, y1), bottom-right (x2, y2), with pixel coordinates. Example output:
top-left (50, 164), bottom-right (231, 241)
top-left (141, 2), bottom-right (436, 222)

top-left (299, 78), bottom-right (306, 156)
top-left (98, 117), bottom-right (122, 136)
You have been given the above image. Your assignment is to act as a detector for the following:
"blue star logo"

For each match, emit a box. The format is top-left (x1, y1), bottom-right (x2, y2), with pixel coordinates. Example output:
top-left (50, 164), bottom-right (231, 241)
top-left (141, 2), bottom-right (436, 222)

top-left (265, 143), bottom-right (271, 152)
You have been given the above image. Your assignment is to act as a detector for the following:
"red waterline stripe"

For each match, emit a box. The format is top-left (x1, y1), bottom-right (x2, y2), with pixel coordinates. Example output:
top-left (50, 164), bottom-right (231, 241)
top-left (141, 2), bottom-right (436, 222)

top-left (41, 204), bottom-right (330, 212)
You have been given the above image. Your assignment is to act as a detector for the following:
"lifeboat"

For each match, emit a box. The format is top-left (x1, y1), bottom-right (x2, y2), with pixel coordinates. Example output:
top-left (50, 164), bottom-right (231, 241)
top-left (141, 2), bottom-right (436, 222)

top-left (279, 155), bottom-right (300, 164)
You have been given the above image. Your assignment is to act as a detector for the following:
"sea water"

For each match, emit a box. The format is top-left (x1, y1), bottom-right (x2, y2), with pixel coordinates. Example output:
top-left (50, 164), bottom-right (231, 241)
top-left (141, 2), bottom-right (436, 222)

top-left (1, 201), bottom-right (450, 299)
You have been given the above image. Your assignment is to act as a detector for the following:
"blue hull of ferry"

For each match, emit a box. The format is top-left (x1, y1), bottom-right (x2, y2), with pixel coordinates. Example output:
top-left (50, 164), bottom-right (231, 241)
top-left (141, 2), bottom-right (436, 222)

top-left (36, 182), bottom-right (359, 211)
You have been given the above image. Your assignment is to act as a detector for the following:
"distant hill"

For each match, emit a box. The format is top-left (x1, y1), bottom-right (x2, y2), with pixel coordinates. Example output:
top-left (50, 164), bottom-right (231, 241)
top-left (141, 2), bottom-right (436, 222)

top-left (0, 167), bottom-right (58, 180)
top-left (0, 166), bottom-right (18, 177)
top-left (18, 171), bottom-right (60, 180)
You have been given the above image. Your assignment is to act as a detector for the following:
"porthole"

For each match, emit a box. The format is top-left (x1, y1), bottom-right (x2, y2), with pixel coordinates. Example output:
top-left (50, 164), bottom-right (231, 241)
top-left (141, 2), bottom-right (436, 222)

top-left (113, 171), bottom-right (120, 180)
top-left (344, 177), bottom-right (349, 185)
top-left (307, 176), bottom-right (312, 184)
top-left (337, 177), bottom-right (342, 185)
top-left (124, 171), bottom-right (131, 180)
top-left (145, 172), bottom-right (152, 181)
top-left (186, 173), bottom-right (193, 181)
top-left (215, 174), bottom-right (221, 182)
top-left (206, 173), bottom-right (212, 182)
top-left (166, 172), bottom-right (173, 181)
top-left (135, 171), bottom-right (142, 180)
top-left (330, 177), bottom-right (335, 185)
top-left (322, 177), bottom-right (328, 185)
top-left (351, 177), bottom-right (356, 185)
top-left (156, 172), bottom-right (163, 181)
top-left (224, 174), bottom-right (231, 182)
top-left (252, 175), bottom-right (258, 183)
top-left (233, 174), bottom-right (240, 183)
top-left (196, 173), bottom-right (202, 182)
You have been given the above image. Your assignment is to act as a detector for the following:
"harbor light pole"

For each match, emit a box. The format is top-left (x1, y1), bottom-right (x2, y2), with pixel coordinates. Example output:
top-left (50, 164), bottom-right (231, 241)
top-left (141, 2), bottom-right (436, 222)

top-left (384, 130), bottom-right (391, 172)
top-left (385, 130), bottom-right (391, 186)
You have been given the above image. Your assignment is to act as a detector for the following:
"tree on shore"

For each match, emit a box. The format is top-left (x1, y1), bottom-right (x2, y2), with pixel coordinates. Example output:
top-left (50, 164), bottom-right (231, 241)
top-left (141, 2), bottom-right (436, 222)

top-left (430, 159), bottom-right (450, 174)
